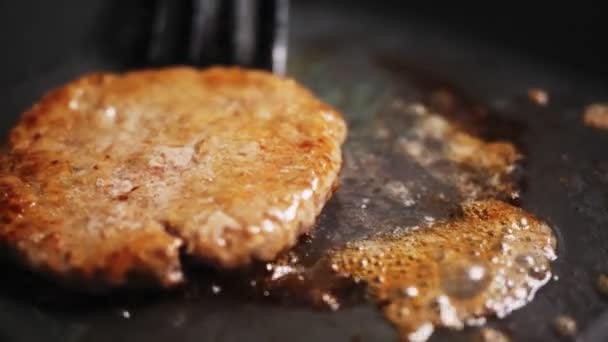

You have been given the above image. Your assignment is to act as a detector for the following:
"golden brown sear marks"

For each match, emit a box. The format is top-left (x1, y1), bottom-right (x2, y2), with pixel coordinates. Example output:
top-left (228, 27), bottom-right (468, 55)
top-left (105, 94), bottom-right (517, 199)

top-left (0, 67), bottom-right (346, 290)
top-left (327, 200), bottom-right (556, 341)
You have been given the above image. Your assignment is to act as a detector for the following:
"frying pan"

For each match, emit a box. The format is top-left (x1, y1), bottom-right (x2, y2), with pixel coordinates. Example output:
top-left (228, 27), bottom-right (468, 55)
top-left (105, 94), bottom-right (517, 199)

top-left (1, 1), bottom-right (608, 341)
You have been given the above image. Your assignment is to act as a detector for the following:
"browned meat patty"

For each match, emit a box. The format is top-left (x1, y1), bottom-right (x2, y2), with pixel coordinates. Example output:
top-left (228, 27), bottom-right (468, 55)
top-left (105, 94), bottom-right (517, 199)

top-left (0, 67), bottom-right (347, 290)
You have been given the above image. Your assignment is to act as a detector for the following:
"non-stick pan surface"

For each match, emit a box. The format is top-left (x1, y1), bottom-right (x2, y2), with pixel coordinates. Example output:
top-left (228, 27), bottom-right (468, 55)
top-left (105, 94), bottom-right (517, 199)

top-left (1, 2), bottom-right (608, 341)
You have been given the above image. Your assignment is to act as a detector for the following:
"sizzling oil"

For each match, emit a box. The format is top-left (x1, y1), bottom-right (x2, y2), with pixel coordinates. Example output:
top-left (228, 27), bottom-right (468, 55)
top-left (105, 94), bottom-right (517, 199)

top-left (327, 199), bottom-right (556, 340)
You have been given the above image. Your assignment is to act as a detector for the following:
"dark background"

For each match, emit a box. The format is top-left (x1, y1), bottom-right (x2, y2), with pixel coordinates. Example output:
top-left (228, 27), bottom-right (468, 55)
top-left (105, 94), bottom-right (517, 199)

top-left (0, 1), bottom-right (606, 89)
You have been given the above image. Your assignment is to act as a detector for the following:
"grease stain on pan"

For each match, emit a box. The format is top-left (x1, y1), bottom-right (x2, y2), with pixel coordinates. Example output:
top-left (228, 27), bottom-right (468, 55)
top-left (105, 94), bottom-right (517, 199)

top-left (583, 103), bottom-right (608, 130)
top-left (327, 199), bottom-right (556, 340)
top-left (260, 200), bottom-right (556, 341)
top-left (553, 314), bottom-right (578, 338)
top-left (382, 100), bottom-right (521, 199)
top-left (475, 327), bottom-right (511, 342)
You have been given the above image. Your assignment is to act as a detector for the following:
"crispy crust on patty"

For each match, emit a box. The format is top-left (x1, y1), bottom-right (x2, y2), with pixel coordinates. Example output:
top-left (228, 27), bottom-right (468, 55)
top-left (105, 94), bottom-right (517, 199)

top-left (0, 67), bottom-right (346, 290)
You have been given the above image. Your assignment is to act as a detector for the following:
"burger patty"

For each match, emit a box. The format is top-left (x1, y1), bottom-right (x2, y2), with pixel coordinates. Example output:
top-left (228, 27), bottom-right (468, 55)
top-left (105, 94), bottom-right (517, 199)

top-left (0, 67), bottom-right (347, 290)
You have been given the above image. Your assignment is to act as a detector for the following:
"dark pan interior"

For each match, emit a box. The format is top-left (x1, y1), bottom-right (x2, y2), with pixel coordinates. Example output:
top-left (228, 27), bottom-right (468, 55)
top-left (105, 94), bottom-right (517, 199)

top-left (1, 1), bottom-right (608, 341)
